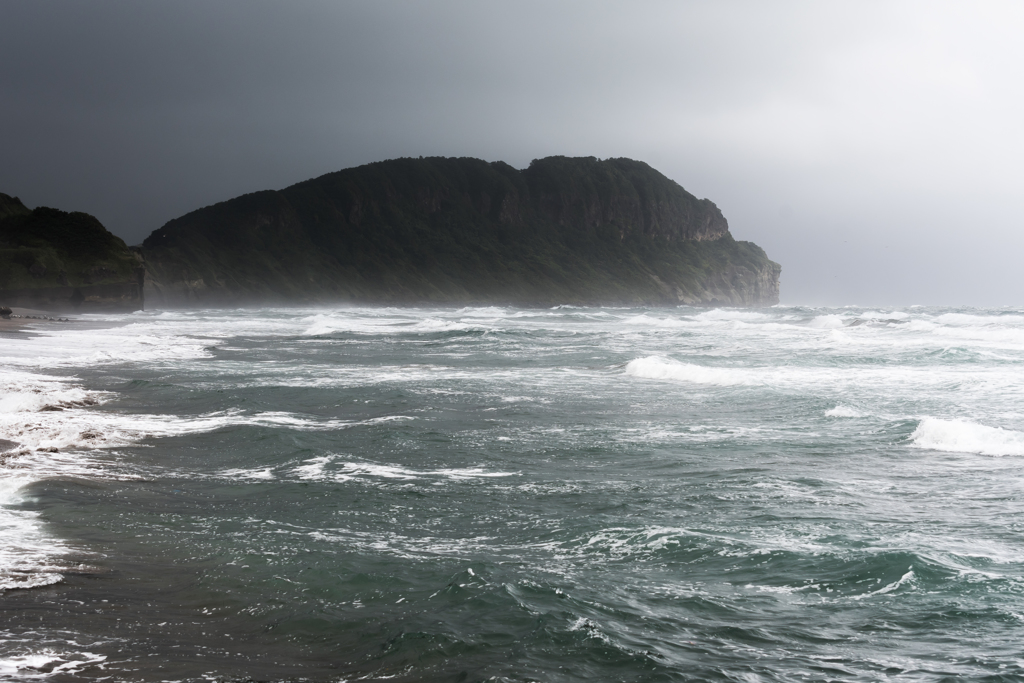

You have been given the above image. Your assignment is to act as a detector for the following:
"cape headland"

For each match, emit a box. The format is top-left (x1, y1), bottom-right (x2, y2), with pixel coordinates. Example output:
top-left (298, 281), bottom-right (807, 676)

top-left (2, 156), bottom-right (780, 311)
top-left (0, 193), bottom-right (144, 312)
top-left (142, 156), bottom-right (780, 307)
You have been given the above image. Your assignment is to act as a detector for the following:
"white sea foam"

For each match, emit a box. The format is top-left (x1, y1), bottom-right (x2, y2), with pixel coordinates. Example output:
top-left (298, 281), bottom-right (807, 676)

top-left (854, 310), bottom-right (910, 321)
top-left (0, 360), bottom-right (420, 593)
top-left (0, 407), bottom-right (397, 453)
top-left (5, 304), bottom-right (1024, 634)
top-left (0, 370), bottom-right (105, 592)
top-left (621, 314), bottom-right (689, 329)
top-left (580, 526), bottom-right (722, 560)
top-left (934, 313), bottom-right (1024, 326)
top-left (693, 309), bottom-right (769, 322)
top-left (303, 312), bottom-right (484, 336)
top-left (0, 472), bottom-right (73, 594)
top-left (0, 651), bottom-right (106, 680)
top-left (0, 324), bottom-right (212, 369)
top-left (291, 455), bottom-right (516, 483)
top-left (624, 357), bottom-right (756, 386)
top-left (568, 617), bottom-right (613, 644)
top-left (453, 306), bottom-right (509, 317)
top-left (217, 467), bottom-right (276, 481)
top-left (749, 583), bottom-right (814, 595)
top-left (0, 374), bottom-right (100, 415)
top-left (412, 318), bottom-right (479, 332)
top-left (911, 418), bottom-right (1024, 456)
top-left (826, 406), bottom-right (865, 418)
top-left (851, 568), bottom-right (915, 600)
top-left (808, 315), bottom-right (846, 329)
top-left (303, 315), bottom-right (353, 336)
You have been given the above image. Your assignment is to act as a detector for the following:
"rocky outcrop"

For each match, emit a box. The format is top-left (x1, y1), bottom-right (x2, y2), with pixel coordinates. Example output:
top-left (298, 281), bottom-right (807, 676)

top-left (0, 194), bottom-right (144, 312)
top-left (0, 282), bottom-right (143, 312)
top-left (522, 157), bottom-right (730, 241)
top-left (141, 156), bottom-right (780, 308)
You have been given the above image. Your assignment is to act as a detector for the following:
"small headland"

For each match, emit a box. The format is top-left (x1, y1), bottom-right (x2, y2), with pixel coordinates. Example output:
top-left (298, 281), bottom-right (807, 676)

top-left (4, 156), bottom-right (781, 310)
top-left (0, 193), bottom-right (144, 313)
top-left (143, 156), bottom-right (781, 307)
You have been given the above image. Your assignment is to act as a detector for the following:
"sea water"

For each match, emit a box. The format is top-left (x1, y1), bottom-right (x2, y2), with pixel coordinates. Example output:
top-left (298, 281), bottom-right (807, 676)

top-left (1, 305), bottom-right (1023, 682)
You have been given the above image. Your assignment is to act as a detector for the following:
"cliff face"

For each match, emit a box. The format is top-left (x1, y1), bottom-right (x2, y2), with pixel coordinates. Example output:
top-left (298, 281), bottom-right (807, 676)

top-left (140, 156), bottom-right (780, 307)
top-left (522, 157), bottom-right (729, 241)
top-left (0, 193), bottom-right (144, 312)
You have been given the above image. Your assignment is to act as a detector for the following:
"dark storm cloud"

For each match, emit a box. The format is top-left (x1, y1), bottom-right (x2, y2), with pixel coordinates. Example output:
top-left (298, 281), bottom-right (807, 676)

top-left (3, 1), bottom-right (1023, 305)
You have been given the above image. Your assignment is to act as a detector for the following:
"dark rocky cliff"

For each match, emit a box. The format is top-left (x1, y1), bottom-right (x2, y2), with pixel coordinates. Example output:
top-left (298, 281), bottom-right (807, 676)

top-left (0, 194), bottom-right (143, 312)
top-left (142, 156), bottom-right (780, 307)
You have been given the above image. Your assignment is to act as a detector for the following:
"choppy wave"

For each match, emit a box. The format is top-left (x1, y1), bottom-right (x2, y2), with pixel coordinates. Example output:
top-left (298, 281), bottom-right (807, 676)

top-left (826, 405), bottom-right (865, 418)
top-left (0, 370), bottom-right (103, 593)
top-left (624, 356), bottom-right (756, 386)
top-left (290, 455), bottom-right (518, 483)
top-left (0, 650), bottom-right (106, 681)
top-left (808, 314), bottom-right (845, 329)
top-left (5, 304), bottom-right (1024, 680)
top-left (0, 471), bottom-right (71, 593)
top-left (935, 312), bottom-right (1024, 326)
top-left (304, 313), bottom-right (486, 336)
top-left (693, 309), bottom-right (770, 322)
top-left (1, 381), bottom-right (413, 454)
top-left (0, 361), bottom-right (423, 597)
top-left (849, 567), bottom-right (916, 600)
top-left (911, 417), bottom-right (1024, 456)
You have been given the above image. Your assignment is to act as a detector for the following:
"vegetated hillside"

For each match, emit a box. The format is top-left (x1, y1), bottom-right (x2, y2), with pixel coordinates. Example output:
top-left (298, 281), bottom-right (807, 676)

top-left (0, 193), bottom-right (143, 311)
top-left (142, 156), bottom-right (781, 307)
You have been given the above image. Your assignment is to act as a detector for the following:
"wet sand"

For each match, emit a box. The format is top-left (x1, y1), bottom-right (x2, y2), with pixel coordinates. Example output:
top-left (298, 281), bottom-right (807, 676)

top-left (0, 308), bottom-right (73, 335)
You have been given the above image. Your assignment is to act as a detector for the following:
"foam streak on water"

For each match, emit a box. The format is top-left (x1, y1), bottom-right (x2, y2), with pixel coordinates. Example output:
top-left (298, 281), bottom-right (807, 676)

top-left (2, 305), bottom-right (1024, 681)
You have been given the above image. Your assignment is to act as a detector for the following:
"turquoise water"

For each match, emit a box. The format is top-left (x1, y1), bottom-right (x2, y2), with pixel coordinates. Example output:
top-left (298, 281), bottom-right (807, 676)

top-left (2, 305), bottom-right (1024, 681)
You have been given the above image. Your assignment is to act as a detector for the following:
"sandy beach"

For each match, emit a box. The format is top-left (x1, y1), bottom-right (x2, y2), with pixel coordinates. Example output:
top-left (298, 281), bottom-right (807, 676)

top-left (0, 308), bottom-right (73, 334)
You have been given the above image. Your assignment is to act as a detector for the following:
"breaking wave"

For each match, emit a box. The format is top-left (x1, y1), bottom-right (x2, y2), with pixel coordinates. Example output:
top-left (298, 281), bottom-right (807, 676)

top-left (624, 356), bottom-right (756, 386)
top-left (826, 405), bottom-right (865, 418)
top-left (911, 417), bottom-right (1024, 456)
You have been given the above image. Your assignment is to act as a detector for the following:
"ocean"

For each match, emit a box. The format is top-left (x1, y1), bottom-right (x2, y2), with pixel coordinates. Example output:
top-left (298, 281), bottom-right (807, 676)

top-left (1, 305), bottom-right (1023, 682)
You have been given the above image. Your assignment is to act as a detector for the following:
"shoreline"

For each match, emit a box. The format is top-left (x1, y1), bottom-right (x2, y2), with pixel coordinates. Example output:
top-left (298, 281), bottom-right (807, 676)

top-left (0, 307), bottom-right (75, 335)
top-left (0, 439), bottom-right (21, 466)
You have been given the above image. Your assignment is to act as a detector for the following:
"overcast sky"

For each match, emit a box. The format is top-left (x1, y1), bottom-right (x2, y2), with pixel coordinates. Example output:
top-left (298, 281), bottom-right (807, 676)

top-left (3, 1), bottom-right (1023, 306)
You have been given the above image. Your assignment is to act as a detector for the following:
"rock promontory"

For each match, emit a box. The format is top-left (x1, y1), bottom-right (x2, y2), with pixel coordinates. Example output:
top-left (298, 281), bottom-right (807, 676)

top-left (0, 194), bottom-right (144, 312)
top-left (142, 156), bottom-right (780, 307)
